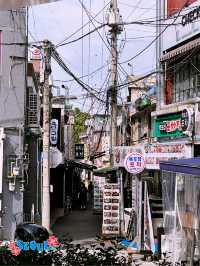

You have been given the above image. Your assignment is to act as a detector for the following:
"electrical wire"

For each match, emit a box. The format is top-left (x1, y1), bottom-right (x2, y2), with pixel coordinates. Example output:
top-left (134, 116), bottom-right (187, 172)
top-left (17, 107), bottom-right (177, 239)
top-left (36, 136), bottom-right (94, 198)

top-left (82, 0), bottom-right (84, 81)
top-left (52, 48), bottom-right (106, 104)
top-left (53, 63), bottom-right (109, 83)
top-left (77, 0), bottom-right (129, 79)
top-left (56, 0), bottom-right (111, 47)
top-left (57, 24), bottom-right (106, 47)
top-left (119, 3), bottom-right (186, 65)
top-left (125, 0), bottom-right (144, 21)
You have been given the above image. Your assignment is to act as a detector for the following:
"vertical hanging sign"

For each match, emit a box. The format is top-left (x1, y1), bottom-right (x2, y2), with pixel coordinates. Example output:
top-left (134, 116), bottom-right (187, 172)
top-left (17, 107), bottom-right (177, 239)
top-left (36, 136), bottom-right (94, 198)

top-left (50, 119), bottom-right (58, 146)
top-left (102, 183), bottom-right (120, 236)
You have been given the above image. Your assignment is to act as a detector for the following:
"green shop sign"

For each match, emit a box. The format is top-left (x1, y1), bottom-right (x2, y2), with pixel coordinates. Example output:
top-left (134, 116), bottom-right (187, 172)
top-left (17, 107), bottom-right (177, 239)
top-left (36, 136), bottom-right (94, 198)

top-left (154, 110), bottom-right (192, 138)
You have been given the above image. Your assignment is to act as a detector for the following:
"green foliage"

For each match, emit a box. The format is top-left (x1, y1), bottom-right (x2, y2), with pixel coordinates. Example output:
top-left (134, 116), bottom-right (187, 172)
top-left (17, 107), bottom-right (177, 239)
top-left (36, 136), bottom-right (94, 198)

top-left (0, 242), bottom-right (127, 265)
top-left (74, 107), bottom-right (90, 143)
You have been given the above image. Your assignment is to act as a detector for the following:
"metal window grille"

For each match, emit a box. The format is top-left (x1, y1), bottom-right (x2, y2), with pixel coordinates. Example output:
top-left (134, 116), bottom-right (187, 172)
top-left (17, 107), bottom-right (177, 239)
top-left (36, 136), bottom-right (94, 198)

top-left (28, 93), bottom-right (38, 127)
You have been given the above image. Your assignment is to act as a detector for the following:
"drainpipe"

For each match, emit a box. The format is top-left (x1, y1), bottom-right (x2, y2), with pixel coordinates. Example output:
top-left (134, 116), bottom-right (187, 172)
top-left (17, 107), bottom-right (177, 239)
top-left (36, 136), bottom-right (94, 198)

top-left (0, 129), bottom-right (5, 229)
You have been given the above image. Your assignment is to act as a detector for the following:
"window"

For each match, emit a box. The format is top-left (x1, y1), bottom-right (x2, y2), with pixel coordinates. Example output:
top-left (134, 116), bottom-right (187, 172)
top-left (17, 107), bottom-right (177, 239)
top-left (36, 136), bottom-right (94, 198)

top-left (169, 53), bottom-right (200, 104)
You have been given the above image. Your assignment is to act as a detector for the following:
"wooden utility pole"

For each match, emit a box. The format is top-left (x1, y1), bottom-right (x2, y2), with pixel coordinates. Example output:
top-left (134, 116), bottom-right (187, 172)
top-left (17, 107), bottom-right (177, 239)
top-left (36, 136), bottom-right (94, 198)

top-left (42, 40), bottom-right (52, 230)
top-left (109, 0), bottom-right (122, 164)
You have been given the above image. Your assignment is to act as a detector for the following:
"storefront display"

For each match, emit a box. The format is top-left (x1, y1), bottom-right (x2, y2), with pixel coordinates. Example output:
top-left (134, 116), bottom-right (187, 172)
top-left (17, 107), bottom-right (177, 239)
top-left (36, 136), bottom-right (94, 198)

top-left (93, 176), bottom-right (105, 212)
top-left (102, 183), bottom-right (120, 235)
top-left (160, 158), bottom-right (200, 264)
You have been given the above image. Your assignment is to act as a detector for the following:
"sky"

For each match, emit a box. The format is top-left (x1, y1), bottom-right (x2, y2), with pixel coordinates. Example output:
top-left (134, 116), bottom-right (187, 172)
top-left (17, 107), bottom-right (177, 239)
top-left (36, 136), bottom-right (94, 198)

top-left (28, 0), bottom-right (156, 112)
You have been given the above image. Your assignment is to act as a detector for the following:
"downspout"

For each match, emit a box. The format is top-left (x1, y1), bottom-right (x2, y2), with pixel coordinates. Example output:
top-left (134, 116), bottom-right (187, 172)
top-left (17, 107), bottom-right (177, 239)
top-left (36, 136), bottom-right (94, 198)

top-left (0, 129), bottom-right (5, 229)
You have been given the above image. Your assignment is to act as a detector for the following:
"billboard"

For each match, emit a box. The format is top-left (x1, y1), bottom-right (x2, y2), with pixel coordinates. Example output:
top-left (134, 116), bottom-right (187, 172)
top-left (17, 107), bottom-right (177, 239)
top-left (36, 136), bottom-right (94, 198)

top-left (0, 0), bottom-right (60, 9)
top-left (167, 0), bottom-right (196, 16)
top-left (163, 0), bottom-right (200, 51)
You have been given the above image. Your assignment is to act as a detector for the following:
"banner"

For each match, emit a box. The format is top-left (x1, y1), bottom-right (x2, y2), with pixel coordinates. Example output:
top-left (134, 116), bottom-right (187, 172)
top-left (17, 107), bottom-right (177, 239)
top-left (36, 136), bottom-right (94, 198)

top-left (113, 146), bottom-right (144, 167)
top-left (0, 0), bottom-right (61, 9)
top-left (145, 143), bottom-right (192, 169)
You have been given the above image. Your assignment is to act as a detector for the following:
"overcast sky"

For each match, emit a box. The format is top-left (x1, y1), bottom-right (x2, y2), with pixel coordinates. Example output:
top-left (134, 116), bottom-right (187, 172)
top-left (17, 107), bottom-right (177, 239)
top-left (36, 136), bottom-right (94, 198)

top-left (29, 0), bottom-right (156, 112)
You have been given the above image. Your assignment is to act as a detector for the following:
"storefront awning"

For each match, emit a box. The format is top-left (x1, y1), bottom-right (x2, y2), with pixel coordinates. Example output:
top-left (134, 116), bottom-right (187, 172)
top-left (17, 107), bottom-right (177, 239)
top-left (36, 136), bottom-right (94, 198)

top-left (65, 160), bottom-right (97, 171)
top-left (160, 157), bottom-right (200, 175)
top-left (160, 37), bottom-right (200, 62)
top-left (93, 166), bottom-right (119, 177)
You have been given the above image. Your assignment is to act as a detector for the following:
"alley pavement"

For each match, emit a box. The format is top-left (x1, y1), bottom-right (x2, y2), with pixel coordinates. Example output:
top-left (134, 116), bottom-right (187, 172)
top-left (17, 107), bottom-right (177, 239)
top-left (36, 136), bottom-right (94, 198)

top-left (52, 209), bottom-right (102, 242)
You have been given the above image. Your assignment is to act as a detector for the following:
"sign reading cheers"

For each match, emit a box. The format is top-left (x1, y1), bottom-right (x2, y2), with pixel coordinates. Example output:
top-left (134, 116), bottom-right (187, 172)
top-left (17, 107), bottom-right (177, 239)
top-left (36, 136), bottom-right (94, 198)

top-left (182, 5), bottom-right (200, 26)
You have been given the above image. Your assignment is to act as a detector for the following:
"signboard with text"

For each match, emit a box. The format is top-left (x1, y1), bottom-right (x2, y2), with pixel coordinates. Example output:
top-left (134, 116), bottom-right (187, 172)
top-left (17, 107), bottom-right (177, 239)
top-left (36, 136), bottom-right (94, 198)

top-left (113, 143), bottom-right (192, 170)
top-left (50, 108), bottom-right (61, 149)
top-left (93, 176), bottom-right (105, 212)
top-left (50, 119), bottom-right (58, 146)
top-left (154, 109), bottom-right (193, 138)
top-left (102, 183), bottom-right (120, 236)
top-left (145, 143), bottom-right (192, 169)
top-left (113, 146), bottom-right (144, 167)
top-left (163, 0), bottom-right (200, 51)
top-left (75, 144), bottom-right (84, 160)
top-left (124, 152), bottom-right (145, 174)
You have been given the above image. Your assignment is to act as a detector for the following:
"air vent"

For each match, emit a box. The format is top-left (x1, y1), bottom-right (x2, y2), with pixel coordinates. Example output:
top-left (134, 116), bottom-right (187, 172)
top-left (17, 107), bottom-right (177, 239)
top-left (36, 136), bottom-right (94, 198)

top-left (27, 93), bottom-right (39, 128)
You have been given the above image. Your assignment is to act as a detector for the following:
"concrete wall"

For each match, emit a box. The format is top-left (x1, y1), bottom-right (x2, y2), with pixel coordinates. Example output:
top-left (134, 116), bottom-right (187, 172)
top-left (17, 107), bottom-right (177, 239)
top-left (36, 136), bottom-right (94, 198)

top-left (24, 136), bottom-right (41, 224)
top-left (0, 10), bottom-right (26, 240)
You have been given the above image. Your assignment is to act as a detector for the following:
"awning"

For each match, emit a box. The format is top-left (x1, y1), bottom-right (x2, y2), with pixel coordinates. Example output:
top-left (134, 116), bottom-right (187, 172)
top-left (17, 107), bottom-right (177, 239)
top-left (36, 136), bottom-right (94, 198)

top-left (93, 166), bottom-right (119, 177)
top-left (65, 160), bottom-right (97, 171)
top-left (160, 157), bottom-right (200, 175)
top-left (160, 37), bottom-right (200, 62)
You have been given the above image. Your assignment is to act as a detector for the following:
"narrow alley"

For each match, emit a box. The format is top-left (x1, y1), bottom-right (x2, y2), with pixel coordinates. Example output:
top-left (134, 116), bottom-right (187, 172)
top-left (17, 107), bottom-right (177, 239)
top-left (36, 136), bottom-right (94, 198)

top-left (52, 210), bottom-right (102, 242)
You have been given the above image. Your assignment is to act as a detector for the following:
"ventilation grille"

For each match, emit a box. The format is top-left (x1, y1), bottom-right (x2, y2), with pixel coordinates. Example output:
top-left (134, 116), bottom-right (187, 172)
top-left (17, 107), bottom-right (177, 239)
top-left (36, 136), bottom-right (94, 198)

top-left (27, 93), bottom-right (39, 127)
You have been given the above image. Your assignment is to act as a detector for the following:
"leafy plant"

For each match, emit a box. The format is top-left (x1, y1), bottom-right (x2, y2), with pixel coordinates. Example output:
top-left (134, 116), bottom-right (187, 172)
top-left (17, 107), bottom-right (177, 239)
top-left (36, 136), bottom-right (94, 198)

top-left (0, 241), bottom-right (127, 265)
top-left (74, 107), bottom-right (90, 143)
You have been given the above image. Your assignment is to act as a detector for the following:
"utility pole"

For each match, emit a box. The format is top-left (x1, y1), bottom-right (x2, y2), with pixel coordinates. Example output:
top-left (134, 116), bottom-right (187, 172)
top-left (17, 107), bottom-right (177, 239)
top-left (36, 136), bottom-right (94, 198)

top-left (42, 40), bottom-right (52, 230)
top-left (108, 0), bottom-right (122, 164)
top-left (156, 0), bottom-right (163, 110)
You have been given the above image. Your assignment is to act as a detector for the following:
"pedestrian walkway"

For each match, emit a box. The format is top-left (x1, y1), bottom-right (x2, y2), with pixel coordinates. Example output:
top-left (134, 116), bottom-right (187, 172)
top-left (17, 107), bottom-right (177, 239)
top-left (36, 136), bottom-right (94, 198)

top-left (52, 209), bottom-right (102, 241)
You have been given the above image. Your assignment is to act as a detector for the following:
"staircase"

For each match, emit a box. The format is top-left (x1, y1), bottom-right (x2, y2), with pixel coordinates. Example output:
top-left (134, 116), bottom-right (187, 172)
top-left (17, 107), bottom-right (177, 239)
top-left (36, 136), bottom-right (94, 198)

top-left (149, 195), bottom-right (163, 219)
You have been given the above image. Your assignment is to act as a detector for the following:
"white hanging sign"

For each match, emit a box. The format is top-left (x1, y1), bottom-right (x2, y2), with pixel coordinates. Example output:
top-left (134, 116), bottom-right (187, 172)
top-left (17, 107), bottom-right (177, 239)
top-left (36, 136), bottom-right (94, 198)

top-left (50, 119), bottom-right (58, 146)
top-left (124, 152), bottom-right (145, 174)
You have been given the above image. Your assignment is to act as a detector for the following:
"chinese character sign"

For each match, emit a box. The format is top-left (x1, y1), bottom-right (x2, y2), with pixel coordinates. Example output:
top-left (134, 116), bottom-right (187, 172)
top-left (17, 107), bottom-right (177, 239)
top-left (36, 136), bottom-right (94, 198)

top-left (124, 152), bottom-right (145, 174)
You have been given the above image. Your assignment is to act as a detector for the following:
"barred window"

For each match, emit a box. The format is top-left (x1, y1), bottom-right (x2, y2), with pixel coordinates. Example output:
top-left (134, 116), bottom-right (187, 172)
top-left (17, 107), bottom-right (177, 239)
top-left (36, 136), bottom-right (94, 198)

top-left (171, 54), bottom-right (200, 104)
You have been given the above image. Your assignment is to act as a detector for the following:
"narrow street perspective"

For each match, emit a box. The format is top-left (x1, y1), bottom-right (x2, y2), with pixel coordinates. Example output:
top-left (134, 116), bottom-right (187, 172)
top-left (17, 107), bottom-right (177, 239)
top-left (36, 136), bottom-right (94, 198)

top-left (52, 209), bottom-right (102, 242)
top-left (0, 0), bottom-right (200, 265)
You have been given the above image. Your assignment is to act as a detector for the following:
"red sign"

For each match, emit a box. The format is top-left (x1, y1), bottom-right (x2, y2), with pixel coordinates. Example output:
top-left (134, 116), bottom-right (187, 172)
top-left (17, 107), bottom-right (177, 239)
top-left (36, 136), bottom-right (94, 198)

top-left (124, 152), bottom-right (145, 174)
top-left (167, 0), bottom-right (196, 16)
top-left (160, 119), bottom-right (181, 133)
